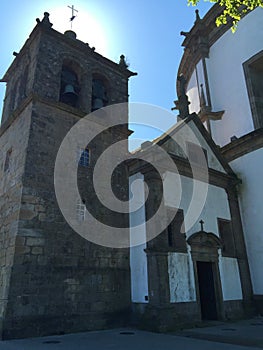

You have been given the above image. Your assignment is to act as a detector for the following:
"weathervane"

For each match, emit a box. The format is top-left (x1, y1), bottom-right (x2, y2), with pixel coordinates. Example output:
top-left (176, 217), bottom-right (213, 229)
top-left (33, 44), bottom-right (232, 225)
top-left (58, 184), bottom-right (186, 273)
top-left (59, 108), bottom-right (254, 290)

top-left (68, 5), bottom-right (78, 30)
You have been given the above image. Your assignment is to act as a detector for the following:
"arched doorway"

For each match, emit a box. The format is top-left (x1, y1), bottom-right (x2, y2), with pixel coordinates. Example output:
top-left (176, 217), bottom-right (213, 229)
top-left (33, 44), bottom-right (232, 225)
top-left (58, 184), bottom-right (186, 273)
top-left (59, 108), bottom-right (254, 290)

top-left (187, 230), bottom-right (224, 321)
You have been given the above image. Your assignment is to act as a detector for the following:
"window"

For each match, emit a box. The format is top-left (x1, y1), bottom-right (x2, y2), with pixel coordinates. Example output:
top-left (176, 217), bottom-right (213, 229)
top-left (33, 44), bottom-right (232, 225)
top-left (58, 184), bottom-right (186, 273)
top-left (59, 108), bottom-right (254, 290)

top-left (76, 199), bottom-right (86, 221)
top-left (187, 142), bottom-right (208, 166)
top-left (167, 209), bottom-right (187, 252)
top-left (243, 51), bottom-right (263, 129)
top-left (4, 148), bottom-right (12, 172)
top-left (217, 218), bottom-right (236, 257)
top-left (78, 148), bottom-right (90, 167)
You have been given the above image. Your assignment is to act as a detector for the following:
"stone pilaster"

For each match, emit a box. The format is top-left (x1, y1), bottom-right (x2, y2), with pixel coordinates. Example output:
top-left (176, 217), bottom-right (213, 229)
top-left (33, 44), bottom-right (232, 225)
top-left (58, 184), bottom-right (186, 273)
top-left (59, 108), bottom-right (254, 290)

top-left (145, 250), bottom-right (170, 306)
top-left (226, 186), bottom-right (254, 312)
top-left (143, 170), bottom-right (170, 306)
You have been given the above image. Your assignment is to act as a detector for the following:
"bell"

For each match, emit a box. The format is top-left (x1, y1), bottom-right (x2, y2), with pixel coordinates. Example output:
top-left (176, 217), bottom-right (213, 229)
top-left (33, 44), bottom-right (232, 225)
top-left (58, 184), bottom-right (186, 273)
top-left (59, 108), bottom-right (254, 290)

top-left (63, 84), bottom-right (77, 95)
top-left (92, 98), bottom-right (104, 111)
top-left (61, 84), bottom-right (78, 107)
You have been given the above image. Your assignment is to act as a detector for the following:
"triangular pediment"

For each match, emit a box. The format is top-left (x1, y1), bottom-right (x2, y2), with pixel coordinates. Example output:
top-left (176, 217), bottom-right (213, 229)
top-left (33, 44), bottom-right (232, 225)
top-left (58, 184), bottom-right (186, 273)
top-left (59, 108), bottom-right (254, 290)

top-left (154, 113), bottom-right (234, 175)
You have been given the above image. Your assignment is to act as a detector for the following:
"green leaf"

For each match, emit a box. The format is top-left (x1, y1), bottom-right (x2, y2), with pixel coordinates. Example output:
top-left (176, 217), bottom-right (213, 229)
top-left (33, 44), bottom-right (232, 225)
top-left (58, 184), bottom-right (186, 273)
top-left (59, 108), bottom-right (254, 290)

top-left (188, 0), bottom-right (263, 31)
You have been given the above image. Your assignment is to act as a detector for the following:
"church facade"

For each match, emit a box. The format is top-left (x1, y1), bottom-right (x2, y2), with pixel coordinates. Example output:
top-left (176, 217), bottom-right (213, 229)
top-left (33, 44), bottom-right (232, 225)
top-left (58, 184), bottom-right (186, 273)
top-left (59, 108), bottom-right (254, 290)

top-left (0, 5), bottom-right (261, 339)
top-left (177, 4), bottom-right (263, 314)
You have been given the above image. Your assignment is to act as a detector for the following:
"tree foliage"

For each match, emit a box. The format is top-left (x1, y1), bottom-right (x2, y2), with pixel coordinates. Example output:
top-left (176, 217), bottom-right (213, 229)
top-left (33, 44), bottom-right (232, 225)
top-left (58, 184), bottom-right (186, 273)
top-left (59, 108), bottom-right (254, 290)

top-left (188, 0), bottom-right (263, 31)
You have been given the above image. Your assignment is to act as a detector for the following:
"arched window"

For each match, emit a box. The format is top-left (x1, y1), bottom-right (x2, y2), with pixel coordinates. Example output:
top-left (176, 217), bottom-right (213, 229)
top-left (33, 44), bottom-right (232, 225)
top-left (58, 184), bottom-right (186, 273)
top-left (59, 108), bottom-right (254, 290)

top-left (91, 77), bottom-right (108, 111)
top-left (60, 66), bottom-right (80, 108)
top-left (78, 147), bottom-right (90, 167)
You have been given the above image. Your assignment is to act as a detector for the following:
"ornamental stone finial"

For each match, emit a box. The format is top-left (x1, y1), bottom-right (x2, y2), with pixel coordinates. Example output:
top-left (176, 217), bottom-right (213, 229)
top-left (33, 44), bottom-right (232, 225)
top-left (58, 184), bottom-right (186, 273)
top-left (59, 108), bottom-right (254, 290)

top-left (40, 12), bottom-right (53, 28)
top-left (119, 55), bottom-right (128, 69)
top-left (195, 9), bottom-right (201, 22)
top-left (174, 74), bottom-right (190, 119)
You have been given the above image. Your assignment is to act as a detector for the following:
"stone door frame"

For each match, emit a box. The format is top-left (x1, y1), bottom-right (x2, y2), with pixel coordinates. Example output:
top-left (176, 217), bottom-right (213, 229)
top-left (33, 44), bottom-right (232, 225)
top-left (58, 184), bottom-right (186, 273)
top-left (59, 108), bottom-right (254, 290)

top-left (187, 231), bottom-right (225, 321)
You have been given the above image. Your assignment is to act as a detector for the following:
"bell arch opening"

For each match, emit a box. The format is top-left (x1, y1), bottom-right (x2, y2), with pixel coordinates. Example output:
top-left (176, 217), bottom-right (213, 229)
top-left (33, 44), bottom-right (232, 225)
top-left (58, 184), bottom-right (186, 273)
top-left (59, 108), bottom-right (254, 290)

top-left (59, 65), bottom-right (80, 108)
top-left (91, 73), bottom-right (109, 111)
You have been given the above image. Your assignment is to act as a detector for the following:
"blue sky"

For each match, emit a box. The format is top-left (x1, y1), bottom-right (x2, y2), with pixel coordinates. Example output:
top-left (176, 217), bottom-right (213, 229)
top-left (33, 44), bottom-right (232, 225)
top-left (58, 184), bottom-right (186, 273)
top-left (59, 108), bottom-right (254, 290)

top-left (0, 0), bottom-right (212, 144)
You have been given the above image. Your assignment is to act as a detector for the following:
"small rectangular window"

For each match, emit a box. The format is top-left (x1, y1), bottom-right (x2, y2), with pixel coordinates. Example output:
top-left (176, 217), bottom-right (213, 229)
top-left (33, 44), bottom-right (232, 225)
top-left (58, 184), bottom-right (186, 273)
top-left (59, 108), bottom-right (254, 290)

top-left (4, 148), bottom-right (12, 172)
top-left (78, 148), bottom-right (90, 167)
top-left (76, 199), bottom-right (86, 222)
top-left (218, 218), bottom-right (236, 257)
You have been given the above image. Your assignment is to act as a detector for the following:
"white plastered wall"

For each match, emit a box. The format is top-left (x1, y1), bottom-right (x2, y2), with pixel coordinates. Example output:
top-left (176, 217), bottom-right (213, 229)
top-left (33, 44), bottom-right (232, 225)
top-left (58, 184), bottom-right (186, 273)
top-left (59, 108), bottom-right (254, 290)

top-left (219, 256), bottom-right (242, 300)
top-left (230, 148), bottom-right (263, 295)
top-left (186, 8), bottom-right (263, 146)
top-left (129, 168), bottom-right (244, 303)
top-left (164, 171), bottom-right (243, 302)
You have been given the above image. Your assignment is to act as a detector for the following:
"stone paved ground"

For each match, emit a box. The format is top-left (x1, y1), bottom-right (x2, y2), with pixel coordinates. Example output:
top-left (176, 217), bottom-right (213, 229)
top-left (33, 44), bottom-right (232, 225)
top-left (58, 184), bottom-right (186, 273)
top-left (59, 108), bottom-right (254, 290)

top-left (0, 319), bottom-right (262, 350)
top-left (175, 317), bottom-right (263, 348)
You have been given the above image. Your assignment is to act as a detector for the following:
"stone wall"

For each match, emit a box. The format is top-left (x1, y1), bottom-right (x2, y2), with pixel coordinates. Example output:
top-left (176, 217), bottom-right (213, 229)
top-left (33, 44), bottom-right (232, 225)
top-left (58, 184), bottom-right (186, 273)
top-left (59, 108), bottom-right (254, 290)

top-left (32, 29), bottom-right (129, 115)
top-left (0, 17), bottom-right (134, 338)
top-left (0, 105), bottom-right (32, 333)
top-left (1, 96), bottom-right (131, 338)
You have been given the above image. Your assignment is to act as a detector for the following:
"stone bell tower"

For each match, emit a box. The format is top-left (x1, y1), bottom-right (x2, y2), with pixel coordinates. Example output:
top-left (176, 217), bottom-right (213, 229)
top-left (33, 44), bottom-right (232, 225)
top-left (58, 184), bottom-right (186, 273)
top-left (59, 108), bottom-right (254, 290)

top-left (0, 12), bottom-right (136, 339)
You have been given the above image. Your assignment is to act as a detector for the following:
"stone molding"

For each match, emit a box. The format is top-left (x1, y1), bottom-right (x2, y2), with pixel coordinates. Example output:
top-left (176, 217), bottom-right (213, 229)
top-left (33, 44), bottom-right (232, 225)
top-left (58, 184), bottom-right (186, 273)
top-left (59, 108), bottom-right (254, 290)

top-left (1, 18), bottom-right (136, 83)
top-left (177, 4), bottom-right (233, 94)
top-left (221, 128), bottom-right (263, 162)
top-left (0, 93), bottom-right (85, 138)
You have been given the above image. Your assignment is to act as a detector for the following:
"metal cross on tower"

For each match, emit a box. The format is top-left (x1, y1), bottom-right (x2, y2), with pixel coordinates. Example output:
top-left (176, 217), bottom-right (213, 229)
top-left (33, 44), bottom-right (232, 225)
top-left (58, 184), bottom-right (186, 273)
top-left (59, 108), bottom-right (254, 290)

top-left (199, 219), bottom-right (204, 231)
top-left (68, 5), bottom-right (78, 29)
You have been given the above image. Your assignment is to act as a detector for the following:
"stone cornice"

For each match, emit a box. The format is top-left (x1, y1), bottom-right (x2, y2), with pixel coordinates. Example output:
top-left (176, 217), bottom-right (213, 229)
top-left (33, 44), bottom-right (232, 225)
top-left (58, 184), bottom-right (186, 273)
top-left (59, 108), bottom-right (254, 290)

top-left (177, 4), bottom-right (233, 94)
top-left (0, 93), bottom-right (133, 139)
top-left (221, 128), bottom-right (263, 162)
top-left (0, 25), bottom-right (41, 82)
top-left (128, 151), bottom-right (239, 190)
top-left (0, 93), bottom-right (85, 137)
top-left (1, 15), bottom-right (137, 83)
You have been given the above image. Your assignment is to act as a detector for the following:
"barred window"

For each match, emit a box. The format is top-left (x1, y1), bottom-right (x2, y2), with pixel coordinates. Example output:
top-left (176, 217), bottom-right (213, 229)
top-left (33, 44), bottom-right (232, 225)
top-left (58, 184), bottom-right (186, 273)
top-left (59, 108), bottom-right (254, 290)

top-left (76, 199), bottom-right (86, 222)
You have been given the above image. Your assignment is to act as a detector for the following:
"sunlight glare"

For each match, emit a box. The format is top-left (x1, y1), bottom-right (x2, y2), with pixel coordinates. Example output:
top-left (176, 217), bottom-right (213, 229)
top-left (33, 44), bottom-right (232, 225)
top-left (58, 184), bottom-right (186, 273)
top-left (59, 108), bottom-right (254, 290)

top-left (49, 6), bottom-right (109, 56)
